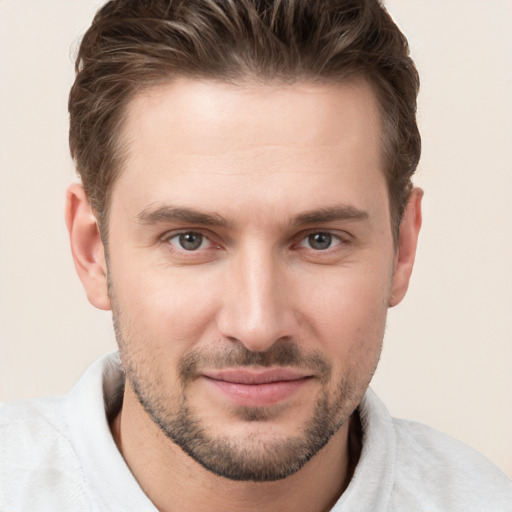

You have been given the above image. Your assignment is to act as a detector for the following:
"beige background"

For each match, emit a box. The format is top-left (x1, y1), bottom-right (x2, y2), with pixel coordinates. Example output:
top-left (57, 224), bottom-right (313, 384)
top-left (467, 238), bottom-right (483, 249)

top-left (1, 0), bottom-right (511, 478)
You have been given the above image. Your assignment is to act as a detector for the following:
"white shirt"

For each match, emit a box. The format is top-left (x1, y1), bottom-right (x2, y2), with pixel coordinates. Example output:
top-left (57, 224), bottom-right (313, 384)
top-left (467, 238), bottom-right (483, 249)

top-left (1, 353), bottom-right (511, 511)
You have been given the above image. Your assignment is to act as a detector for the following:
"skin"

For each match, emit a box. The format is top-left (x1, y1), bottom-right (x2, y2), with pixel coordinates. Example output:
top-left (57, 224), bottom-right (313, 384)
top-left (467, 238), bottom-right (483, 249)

top-left (66, 78), bottom-right (422, 512)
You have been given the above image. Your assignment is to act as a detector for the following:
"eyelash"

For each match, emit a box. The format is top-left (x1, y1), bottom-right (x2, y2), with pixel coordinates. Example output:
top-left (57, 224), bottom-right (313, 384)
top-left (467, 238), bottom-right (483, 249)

top-left (296, 232), bottom-right (346, 252)
top-left (161, 229), bottom-right (351, 256)
top-left (163, 230), bottom-right (218, 253)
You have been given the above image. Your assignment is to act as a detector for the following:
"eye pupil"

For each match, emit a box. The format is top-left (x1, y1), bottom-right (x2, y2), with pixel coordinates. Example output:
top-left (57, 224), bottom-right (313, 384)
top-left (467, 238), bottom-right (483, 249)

top-left (179, 233), bottom-right (203, 250)
top-left (308, 233), bottom-right (332, 250)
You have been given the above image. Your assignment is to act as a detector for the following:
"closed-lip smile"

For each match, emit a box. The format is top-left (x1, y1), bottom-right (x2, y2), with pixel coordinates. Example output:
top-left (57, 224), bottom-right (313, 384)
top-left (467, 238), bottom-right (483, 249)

top-left (201, 368), bottom-right (314, 407)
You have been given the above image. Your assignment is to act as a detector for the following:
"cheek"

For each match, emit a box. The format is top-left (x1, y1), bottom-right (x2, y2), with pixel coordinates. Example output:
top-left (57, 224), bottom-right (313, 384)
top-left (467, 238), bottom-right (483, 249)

top-left (297, 261), bottom-right (391, 372)
top-left (110, 259), bottom-right (221, 357)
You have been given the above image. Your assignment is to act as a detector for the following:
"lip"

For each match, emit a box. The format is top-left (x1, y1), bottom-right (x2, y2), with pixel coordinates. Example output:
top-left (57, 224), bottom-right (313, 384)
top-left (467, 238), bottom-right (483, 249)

top-left (201, 368), bottom-right (313, 407)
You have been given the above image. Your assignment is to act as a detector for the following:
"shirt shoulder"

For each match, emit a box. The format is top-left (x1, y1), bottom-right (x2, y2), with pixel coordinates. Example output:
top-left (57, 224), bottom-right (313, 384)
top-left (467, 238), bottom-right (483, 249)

top-left (0, 397), bottom-right (91, 511)
top-left (390, 418), bottom-right (512, 511)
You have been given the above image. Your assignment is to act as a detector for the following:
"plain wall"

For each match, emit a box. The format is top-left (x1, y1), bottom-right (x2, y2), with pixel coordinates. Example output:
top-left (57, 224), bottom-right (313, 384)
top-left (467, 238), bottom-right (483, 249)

top-left (1, 0), bottom-right (511, 478)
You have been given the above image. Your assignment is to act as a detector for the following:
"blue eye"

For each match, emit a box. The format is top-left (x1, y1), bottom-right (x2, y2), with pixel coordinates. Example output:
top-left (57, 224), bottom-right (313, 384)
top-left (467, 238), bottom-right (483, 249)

top-left (168, 232), bottom-right (210, 251)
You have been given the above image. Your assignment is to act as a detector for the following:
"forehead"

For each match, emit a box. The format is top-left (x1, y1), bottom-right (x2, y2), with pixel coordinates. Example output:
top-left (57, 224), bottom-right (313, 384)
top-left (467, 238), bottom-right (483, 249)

top-left (112, 78), bottom-right (387, 225)
top-left (123, 78), bottom-right (383, 161)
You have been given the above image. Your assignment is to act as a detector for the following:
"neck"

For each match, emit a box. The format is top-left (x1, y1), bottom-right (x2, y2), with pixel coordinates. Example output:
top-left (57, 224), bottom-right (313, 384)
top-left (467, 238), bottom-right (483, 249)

top-left (111, 384), bottom-right (360, 512)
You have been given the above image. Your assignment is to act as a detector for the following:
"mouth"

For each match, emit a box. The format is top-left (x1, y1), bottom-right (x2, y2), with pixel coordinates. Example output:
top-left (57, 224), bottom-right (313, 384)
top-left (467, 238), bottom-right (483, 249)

top-left (201, 368), bottom-right (314, 407)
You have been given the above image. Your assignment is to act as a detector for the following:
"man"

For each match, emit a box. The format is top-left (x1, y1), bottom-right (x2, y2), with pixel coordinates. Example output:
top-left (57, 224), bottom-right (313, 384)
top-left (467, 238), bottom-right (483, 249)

top-left (1, 0), bottom-right (511, 510)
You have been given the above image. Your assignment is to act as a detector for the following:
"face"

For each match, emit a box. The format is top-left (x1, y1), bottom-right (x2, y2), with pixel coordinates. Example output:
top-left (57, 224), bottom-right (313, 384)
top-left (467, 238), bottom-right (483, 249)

top-left (102, 79), bottom-right (399, 481)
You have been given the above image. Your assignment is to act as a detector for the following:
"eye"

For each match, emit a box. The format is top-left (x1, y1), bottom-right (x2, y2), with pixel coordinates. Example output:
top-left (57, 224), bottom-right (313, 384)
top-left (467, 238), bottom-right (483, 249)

top-left (167, 232), bottom-right (212, 251)
top-left (298, 232), bottom-right (341, 251)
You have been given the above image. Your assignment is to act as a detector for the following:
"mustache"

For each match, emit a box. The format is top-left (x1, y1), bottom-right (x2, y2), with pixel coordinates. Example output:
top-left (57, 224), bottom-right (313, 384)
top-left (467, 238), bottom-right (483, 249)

top-left (179, 341), bottom-right (331, 383)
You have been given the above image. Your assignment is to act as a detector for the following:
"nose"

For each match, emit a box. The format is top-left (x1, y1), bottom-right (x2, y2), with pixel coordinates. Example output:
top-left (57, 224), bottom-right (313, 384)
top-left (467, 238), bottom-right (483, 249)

top-left (217, 245), bottom-right (297, 352)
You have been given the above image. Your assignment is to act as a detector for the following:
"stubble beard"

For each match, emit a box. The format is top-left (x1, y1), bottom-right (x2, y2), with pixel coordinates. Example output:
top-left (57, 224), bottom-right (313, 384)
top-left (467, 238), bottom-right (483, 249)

top-left (109, 285), bottom-right (381, 482)
top-left (131, 357), bottom-right (357, 481)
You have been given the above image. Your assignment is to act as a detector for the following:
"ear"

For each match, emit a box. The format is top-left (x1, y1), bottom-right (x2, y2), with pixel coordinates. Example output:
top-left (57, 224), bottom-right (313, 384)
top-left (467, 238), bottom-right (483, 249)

top-left (65, 183), bottom-right (111, 311)
top-left (389, 187), bottom-right (423, 307)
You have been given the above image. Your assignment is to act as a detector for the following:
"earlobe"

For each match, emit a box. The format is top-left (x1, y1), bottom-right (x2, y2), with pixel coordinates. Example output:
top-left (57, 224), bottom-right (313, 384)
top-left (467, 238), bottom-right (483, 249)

top-left (389, 187), bottom-right (423, 307)
top-left (65, 183), bottom-right (111, 311)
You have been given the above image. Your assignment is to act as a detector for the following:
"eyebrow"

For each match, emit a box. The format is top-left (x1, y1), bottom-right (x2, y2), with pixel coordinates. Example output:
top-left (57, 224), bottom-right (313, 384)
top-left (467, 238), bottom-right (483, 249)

top-left (137, 206), bottom-right (230, 227)
top-left (136, 204), bottom-right (368, 228)
top-left (291, 205), bottom-right (369, 226)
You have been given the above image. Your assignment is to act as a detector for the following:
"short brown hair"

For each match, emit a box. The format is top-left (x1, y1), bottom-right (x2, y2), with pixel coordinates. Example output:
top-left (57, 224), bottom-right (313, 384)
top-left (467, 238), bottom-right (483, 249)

top-left (69, 0), bottom-right (420, 240)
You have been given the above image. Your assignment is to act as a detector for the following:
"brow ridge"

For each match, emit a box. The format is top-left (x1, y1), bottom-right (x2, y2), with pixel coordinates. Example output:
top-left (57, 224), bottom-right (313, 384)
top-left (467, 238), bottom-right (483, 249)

top-left (136, 204), bottom-right (368, 228)
top-left (291, 205), bottom-right (369, 226)
top-left (137, 206), bottom-right (230, 227)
